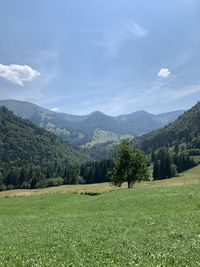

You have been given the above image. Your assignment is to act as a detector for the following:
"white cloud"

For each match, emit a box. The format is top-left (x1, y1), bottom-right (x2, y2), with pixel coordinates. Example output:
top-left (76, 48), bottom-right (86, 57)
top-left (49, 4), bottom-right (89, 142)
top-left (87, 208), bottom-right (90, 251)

top-left (0, 64), bottom-right (41, 86)
top-left (50, 107), bottom-right (59, 112)
top-left (157, 68), bottom-right (171, 78)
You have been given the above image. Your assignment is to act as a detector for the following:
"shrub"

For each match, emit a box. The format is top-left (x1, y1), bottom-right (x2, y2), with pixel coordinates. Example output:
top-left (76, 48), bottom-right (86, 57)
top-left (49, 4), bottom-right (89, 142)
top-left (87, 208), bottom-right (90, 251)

top-left (7, 184), bottom-right (14, 190)
top-left (21, 182), bottom-right (31, 189)
top-left (47, 177), bottom-right (64, 187)
top-left (0, 184), bottom-right (7, 191)
top-left (36, 177), bottom-right (64, 188)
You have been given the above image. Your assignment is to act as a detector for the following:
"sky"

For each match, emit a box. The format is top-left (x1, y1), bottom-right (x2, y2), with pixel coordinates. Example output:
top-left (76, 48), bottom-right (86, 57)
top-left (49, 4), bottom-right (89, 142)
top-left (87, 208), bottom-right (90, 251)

top-left (0, 0), bottom-right (200, 115)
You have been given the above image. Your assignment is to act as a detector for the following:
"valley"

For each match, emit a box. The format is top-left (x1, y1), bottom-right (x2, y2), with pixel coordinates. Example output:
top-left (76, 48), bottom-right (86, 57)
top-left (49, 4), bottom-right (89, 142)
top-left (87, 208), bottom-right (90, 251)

top-left (0, 100), bottom-right (184, 147)
top-left (1, 2), bottom-right (200, 266)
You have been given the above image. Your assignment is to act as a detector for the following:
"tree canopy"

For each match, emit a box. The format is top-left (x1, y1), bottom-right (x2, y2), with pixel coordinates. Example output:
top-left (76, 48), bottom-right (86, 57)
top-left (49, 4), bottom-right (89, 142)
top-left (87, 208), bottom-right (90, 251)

top-left (0, 106), bottom-right (91, 190)
top-left (111, 140), bottom-right (149, 188)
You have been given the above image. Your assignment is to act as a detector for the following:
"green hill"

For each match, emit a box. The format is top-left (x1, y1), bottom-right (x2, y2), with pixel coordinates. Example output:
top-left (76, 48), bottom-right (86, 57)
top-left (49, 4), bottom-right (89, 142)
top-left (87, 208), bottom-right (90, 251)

top-left (0, 106), bottom-right (91, 189)
top-left (139, 101), bottom-right (200, 153)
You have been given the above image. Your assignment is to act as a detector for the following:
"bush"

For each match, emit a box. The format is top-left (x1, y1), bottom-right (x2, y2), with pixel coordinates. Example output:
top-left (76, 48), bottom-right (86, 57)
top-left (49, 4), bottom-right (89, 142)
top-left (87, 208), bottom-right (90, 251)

top-left (21, 182), bottom-right (31, 189)
top-left (0, 184), bottom-right (7, 191)
top-left (47, 177), bottom-right (64, 187)
top-left (76, 176), bottom-right (84, 184)
top-left (36, 177), bottom-right (64, 188)
top-left (35, 179), bottom-right (48, 189)
top-left (7, 184), bottom-right (14, 190)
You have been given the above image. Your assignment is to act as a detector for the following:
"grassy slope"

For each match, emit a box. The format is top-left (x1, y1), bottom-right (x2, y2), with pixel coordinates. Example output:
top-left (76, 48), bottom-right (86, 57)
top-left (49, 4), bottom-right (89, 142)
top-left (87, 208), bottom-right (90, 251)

top-left (0, 166), bottom-right (200, 266)
top-left (82, 128), bottom-right (132, 148)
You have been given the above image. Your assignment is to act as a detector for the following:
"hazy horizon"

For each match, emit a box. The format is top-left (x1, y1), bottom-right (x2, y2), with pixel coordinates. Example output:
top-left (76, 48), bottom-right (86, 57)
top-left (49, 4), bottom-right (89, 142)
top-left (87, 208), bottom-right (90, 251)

top-left (0, 98), bottom-right (187, 116)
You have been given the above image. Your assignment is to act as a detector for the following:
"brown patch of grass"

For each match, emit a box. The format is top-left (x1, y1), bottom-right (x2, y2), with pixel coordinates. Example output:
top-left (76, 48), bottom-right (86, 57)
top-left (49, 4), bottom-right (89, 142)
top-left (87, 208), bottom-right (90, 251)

top-left (0, 183), bottom-right (124, 198)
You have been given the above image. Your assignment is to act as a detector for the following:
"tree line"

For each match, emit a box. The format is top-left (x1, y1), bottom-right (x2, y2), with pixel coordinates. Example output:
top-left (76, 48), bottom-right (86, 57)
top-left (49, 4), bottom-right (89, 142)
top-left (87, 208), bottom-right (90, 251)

top-left (152, 147), bottom-right (196, 180)
top-left (0, 159), bottom-right (113, 191)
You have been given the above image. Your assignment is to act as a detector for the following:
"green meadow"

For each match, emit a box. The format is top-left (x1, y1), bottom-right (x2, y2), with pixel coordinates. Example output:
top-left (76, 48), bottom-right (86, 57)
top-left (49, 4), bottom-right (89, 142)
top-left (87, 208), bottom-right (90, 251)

top-left (0, 166), bottom-right (200, 267)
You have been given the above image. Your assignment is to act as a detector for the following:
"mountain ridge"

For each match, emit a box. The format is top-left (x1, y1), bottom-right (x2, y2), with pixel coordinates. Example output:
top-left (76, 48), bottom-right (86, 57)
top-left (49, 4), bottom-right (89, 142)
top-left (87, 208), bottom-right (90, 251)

top-left (0, 99), bottom-right (184, 147)
top-left (0, 99), bottom-right (184, 118)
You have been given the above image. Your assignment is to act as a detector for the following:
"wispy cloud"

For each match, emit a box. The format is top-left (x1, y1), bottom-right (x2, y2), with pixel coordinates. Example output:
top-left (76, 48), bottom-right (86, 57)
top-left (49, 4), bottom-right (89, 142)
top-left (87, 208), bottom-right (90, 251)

top-left (0, 64), bottom-right (40, 86)
top-left (158, 68), bottom-right (171, 78)
top-left (88, 19), bottom-right (148, 57)
top-left (98, 83), bottom-right (200, 115)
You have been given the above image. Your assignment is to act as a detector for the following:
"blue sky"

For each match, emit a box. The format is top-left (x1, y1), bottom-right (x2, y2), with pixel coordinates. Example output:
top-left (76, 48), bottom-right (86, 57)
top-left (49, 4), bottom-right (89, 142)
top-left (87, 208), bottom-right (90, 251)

top-left (0, 0), bottom-right (200, 115)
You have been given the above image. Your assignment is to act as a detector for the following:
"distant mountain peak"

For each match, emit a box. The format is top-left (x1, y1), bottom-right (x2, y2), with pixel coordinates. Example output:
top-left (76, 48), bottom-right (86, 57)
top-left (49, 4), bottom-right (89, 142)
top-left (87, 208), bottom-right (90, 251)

top-left (89, 110), bottom-right (105, 116)
top-left (134, 110), bottom-right (151, 114)
top-left (88, 110), bottom-right (108, 118)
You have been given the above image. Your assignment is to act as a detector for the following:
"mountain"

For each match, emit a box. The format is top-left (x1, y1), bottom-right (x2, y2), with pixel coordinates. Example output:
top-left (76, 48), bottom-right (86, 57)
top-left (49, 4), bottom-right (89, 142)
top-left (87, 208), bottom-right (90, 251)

top-left (0, 106), bottom-right (91, 171)
top-left (139, 101), bottom-right (200, 153)
top-left (0, 99), bottom-right (184, 147)
top-left (116, 110), bottom-right (184, 134)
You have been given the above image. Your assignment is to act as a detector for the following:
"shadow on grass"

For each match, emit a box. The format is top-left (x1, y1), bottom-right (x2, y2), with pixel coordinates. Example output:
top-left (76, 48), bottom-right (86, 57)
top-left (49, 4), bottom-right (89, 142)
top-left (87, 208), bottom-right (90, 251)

top-left (79, 191), bottom-right (102, 196)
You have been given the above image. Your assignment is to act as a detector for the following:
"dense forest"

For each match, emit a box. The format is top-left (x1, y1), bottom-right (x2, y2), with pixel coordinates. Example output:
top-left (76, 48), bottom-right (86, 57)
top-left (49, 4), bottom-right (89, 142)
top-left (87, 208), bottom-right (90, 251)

top-left (0, 106), bottom-right (91, 190)
top-left (136, 102), bottom-right (200, 179)
top-left (152, 147), bottom-right (196, 180)
top-left (80, 159), bottom-right (113, 184)
top-left (138, 101), bottom-right (200, 153)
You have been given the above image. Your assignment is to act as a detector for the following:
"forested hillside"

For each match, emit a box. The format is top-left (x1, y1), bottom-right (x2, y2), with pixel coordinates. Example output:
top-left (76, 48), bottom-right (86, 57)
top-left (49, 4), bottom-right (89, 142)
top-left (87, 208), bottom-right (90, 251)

top-left (136, 102), bottom-right (200, 180)
top-left (139, 101), bottom-right (200, 153)
top-left (0, 106), bottom-right (91, 190)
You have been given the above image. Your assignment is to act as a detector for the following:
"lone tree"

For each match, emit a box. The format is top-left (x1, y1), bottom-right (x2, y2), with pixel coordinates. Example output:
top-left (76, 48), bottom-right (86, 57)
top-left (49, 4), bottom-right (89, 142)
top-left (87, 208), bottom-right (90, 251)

top-left (111, 139), bottom-right (149, 188)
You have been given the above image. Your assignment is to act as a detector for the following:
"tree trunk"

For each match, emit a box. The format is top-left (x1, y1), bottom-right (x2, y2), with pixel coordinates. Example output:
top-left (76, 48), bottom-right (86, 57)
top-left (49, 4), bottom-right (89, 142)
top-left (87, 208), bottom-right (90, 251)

top-left (128, 180), bottom-right (134, 189)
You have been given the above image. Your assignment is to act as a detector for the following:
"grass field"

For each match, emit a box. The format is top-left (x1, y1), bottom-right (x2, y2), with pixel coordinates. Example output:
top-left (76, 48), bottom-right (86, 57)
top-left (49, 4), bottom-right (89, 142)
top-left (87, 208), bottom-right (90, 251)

top-left (0, 166), bottom-right (200, 266)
